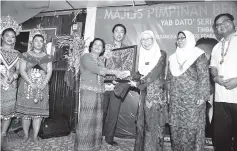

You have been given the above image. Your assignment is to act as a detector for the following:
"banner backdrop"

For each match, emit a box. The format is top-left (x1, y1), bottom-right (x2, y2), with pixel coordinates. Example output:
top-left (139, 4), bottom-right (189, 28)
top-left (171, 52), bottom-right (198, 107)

top-left (95, 1), bottom-right (237, 56)
top-left (94, 1), bottom-right (237, 138)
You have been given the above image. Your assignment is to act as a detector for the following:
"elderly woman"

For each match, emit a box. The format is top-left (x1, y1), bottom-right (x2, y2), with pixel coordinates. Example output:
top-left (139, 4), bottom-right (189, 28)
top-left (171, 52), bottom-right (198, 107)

top-left (133, 30), bottom-right (167, 151)
top-left (16, 31), bottom-right (53, 143)
top-left (74, 38), bottom-right (130, 151)
top-left (167, 30), bottom-right (210, 151)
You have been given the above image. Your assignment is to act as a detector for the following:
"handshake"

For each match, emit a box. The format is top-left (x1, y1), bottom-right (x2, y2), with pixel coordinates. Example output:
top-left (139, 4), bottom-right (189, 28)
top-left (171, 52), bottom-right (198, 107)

top-left (128, 71), bottom-right (143, 87)
top-left (114, 70), bottom-right (131, 79)
top-left (113, 71), bottom-right (142, 99)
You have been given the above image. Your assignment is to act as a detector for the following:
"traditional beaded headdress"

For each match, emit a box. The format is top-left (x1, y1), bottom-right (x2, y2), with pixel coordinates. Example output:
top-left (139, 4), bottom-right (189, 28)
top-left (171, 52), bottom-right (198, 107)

top-left (29, 24), bottom-right (47, 43)
top-left (0, 15), bottom-right (22, 36)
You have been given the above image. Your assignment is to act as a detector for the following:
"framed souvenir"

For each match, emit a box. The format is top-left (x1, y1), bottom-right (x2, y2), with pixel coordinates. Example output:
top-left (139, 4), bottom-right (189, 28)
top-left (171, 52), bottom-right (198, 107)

top-left (105, 45), bottom-right (138, 83)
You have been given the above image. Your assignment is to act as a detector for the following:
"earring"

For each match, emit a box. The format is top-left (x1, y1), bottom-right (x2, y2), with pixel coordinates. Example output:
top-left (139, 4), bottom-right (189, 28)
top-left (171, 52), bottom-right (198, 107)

top-left (29, 43), bottom-right (33, 51)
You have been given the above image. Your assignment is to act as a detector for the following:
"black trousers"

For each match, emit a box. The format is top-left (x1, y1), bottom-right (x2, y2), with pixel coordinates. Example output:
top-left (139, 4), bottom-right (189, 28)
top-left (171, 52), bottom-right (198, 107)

top-left (205, 101), bottom-right (213, 138)
top-left (213, 102), bottom-right (237, 151)
top-left (103, 91), bottom-right (122, 142)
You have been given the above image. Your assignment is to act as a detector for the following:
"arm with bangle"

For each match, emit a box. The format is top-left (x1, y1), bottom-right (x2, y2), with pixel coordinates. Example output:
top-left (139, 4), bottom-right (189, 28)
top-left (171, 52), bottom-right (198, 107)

top-left (39, 61), bottom-right (53, 90)
top-left (5, 60), bottom-right (20, 83)
top-left (12, 60), bottom-right (20, 80)
top-left (81, 53), bottom-right (129, 78)
top-left (19, 58), bottom-right (37, 89)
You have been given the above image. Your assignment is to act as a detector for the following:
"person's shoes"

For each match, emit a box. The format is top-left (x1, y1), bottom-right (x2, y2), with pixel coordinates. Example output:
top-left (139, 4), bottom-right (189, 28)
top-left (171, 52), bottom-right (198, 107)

top-left (106, 141), bottom-right (118, 146)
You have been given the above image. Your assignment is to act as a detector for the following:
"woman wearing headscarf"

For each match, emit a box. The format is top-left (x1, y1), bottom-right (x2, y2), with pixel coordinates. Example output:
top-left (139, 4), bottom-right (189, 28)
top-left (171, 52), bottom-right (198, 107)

top-left (133, 30), bottom-right (167, 151)
top-left (167, 30), bottom-right (210, 151)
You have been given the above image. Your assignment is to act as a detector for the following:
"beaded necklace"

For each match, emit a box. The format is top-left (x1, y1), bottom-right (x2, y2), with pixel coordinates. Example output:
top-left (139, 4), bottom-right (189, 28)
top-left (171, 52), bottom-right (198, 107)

top-left (220, 38), bottom-right (232, 65)
top-left (28, 51), bottom-right (46, 58)
top-left (1, 47), bottom-right (18, 67)
top-left (175, 53), bottom-right (187, 70)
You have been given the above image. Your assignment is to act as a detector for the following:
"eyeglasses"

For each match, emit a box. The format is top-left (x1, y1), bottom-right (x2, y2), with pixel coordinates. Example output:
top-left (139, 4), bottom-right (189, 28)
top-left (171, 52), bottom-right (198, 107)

top-left (215, 19), bottom-right (232, 28)
top-left (141, 38), bottom-right (153, 42)
top-left (177, 37), bottom-right (186, 41)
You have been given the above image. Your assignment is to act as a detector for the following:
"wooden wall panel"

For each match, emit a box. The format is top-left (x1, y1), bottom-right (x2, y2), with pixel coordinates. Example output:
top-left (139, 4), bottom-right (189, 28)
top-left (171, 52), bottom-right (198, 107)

top-left (48, 70), bottom-right (78, 129)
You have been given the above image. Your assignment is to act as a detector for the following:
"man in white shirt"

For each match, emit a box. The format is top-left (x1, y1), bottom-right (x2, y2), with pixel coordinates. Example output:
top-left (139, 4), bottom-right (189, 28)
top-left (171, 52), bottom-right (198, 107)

top-left (210, 13), bottom-right (237, 151)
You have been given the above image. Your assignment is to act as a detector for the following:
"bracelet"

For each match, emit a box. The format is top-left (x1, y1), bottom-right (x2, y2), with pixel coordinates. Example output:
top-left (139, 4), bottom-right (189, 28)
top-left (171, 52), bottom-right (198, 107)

top-left (112, 70), bottom-right (119, 75)
top-left (111, 70), bottom-right (116, 75)
top-left (13, 73), bottom-right (18, 80)
top-left (100, 69), bottom-right (106, 76)
top-left (213, 76), bottom-right (217, 82)
top-left (107, 69), bottom-right (115, 75)
top-left (44, 78), bottom-right (50, 84)
top-left (28, 80), bottom-right (33, 85)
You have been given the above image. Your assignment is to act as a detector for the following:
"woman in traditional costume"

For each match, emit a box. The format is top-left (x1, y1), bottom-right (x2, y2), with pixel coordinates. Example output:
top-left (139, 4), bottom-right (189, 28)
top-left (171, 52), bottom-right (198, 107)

top-left (74, 38), bottom-right (130, 151)
top-left (133, 30), bottom-right (167, 151)
top-left (167, 30), bottom-right (210, 151)
top-left (0, 16), bottom-right (22, 142)
top-left (15, 27), bottom-right (53, 143)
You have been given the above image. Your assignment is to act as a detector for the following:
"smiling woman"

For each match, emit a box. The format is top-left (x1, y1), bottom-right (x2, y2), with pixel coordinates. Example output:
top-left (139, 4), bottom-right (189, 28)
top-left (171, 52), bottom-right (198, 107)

top-left (0, 16), bottom-right (22, 146)
top-left (15, 27), bottom-right (53, 144)
top-left (141, 34), bottom-right (153, 50)
top-left (74, 38), bottom-right (131, 151)
top-left (167, 30), bottom-right (210, 151)
top-left (134, 30), bottom-right (167, 151)
top-left (138, 30), bottom-right (161, 77)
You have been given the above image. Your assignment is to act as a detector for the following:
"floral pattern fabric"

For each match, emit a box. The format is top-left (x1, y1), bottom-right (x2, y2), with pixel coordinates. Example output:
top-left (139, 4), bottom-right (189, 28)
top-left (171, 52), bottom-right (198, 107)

top-left (134, 50), bottom-right (167, 151)
top-left (167, 54), bottom-right (210, 151)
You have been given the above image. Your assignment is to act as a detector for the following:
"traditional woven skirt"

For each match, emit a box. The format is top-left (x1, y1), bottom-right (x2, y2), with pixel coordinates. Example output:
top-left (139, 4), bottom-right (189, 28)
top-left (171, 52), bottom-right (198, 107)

top-left (15, 79), bottom-right (49, 118)
top-left (0, 81), bottom-right (17, 120)
top-left (74, 90), bottom-right (103, 151)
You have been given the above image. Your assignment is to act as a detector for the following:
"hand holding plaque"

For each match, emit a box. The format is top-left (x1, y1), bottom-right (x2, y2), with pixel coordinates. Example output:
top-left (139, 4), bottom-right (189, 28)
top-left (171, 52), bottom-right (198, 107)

top-left (128, 71), bottom-right (142, 87)
top-left (118, 71), bottom-right (131, 79)
top-left (104, 45), bottom-right (137, 82)
top-left (114, 71), bottom-right (142, 99)
top-left (113, 70), bottom-right (131, 80)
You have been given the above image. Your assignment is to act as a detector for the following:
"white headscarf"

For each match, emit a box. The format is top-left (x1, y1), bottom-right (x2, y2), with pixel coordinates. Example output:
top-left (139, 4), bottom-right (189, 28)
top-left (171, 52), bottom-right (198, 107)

top-left (138, 30), bottom-right (161, 77)
top-left (169, 30), bottom-right (204, 76)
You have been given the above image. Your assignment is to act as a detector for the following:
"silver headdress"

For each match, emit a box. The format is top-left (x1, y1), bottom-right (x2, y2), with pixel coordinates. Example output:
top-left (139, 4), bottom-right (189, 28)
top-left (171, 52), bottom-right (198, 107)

top-left (29, 24), bottom-right (47, 43)
top-left (0, 15), bottom-right (22, 35)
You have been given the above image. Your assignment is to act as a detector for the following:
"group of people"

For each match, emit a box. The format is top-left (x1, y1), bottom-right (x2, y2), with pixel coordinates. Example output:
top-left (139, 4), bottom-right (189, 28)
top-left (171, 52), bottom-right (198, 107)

top-left (1, 16), bottom-right (53, 147)
top-left (75, 12), bottom-right (237, 151)
top-left (1, 12), bottom-right (237, 151)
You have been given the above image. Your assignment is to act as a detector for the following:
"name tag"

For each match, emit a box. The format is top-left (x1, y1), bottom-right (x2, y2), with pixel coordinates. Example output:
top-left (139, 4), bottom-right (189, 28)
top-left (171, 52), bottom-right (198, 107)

top-left (145, 62), bottom-right (149, 65)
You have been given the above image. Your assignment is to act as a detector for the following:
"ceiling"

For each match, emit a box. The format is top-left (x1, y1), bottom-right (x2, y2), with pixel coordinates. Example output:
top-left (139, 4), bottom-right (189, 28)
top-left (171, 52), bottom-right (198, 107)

top-left (44, 0), bottom-right (147, 12)
top-left (30, 0), bottom-right (147, 12)
top-left (1, 0), bottom-right (197, 23)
